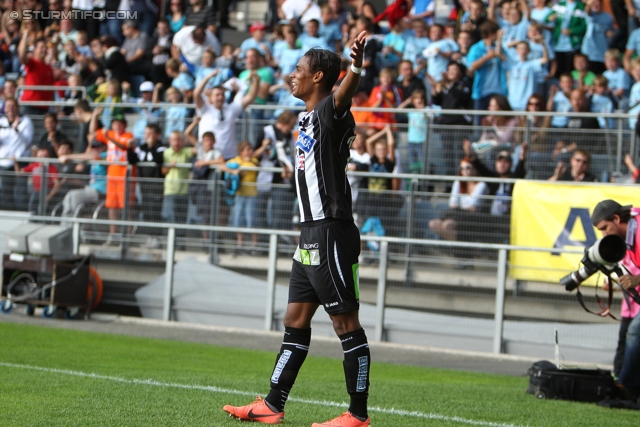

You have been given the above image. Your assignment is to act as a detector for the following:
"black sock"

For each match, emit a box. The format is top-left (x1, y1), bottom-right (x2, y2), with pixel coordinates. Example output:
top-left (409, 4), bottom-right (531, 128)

top-left (340, 328), bottom-right (370, 419)
top-left (265, 327), bottom-right (311, 412)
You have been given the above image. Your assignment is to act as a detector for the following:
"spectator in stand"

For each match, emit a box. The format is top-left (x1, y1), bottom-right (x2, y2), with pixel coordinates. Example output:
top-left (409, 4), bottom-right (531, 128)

top-left (328, 0), bottom-right (352, 30)
top-left (58, 140), bottom-right (108, 219)
top-left (397, 60), bottom-right (426, 101)
top-left (123, 80), bottom-right (162, 145)
top-left (604, 48), bottom-right (631, 109)
top-left (129, 0), bottom-right (158, 37)
top-left (451, 30), bottom-right (473, 68)
top-left (100, 35), bottom-right (129, 84)
top-left (51, 140), bottom-right (84, 208)
top-left (428, 157), bottom-right (489, 264)
top-left (409, 0), bottom-right (435, 25)
top-left (273, 28), bottom-right (303, 76)
top-left (500, 0), bottom-right (530, 50)
top-left (299, 18), bottom-right (331, 52)
top-left (239, 22), bottom-right (272, 62)
top-left (561, 88), bottom-right (601, 150)
top-left (319, 3), bottom-right (342, 52)
top-left (424, 23), bottom-right (459, 86)
top-left (468, 21), bottom-right (506, 122)
top-left (459, 0), bottom-right (486, 44)
top-left (239, 49), bottom-right (274, 134)
top-left (515, 94), bottom-right (550, 151)
top-left (547, 73), bottom-right (574, 130)
top-left (347, 130), bottom-right (371, 217)
top-left (254, 111), bottom-right (296, 233)
top-left (225, 140), bottom-right (266, 255)
top-left (171, 24), bottom-right (221, 74)
top-left (167, 0), bottom-right (186, 33)
top-left (71, 0), bottom-right (99, 41)
top-left (505, 39), bottom-right (549, 111)
top-left (184, 0), bottom-right (216, 34)
top-left (463, 139), bottom-right (527, 216)
top-left (525, 23), bottom-right (557, 95)
top-left (98, 0), bottom-right (123, 44)
top-left (528, 0), bottom-right (556, 47)
top-left (190, 127), bottom-right (224, 240)
top-left (75, 31), bottom-right (92, 58)
top-left (549, 148), bottom-right (599, 181)
top-left (2, 19), bottom-right (21, 73)
top-left (572, 52), bottom-right (596, 90)
top-left (72, 99), bottom-right (95, 155)
top-left (152, 19), bottom-right (173, 76)
top-left (0, 80), bottom-right (17, 115)
top-left (121, 20), bottom-right (151, 80)
top-left (551, 0), bottom-right (587, 77)
top-left (379, 21), bottom-right (405, 69)
top-left (0, 98), bottom-right (34, 211)
top-left (356, 16), bottom-right (379, 93)
top-left (13, 147), bottom-right (60, 213)
top-left (400, 89), bottom-right (428, 171)
top-left (431, 61), bottom-right (473, 176)
top-left (580, 0), bottom-right (614, 75)
top-left (18, 30), bottom-right (54, 116)
top-left (130, 123), bottom-right (166, 249)
top-left (20, 18), bottom-right (43, 50)
top-left (629, 58), bottom-right (640, 130)
top-left (281, 0), bottom-right (322, 28)
top-left (590, 75), bottom-right (615, 129)
top-left (625, 15), bottom-right (640, 70)
top-left (194, 71), bottom-right (260, 159)
top-left (402, 19), bottom-right (430, 77)
top-left (475, 94), bottom-right (519, 154)
top-left (215, 42), bottom-right (235, 69)
top-left (165, 58), bottom-right (195, 103)
top-left (33, 113), bottom-right (67, 157)
top-left (161, 131), bottom-right (193, 237)
top-left (368, 67), bottom-right (403, 130)
top-left (88, 78), bottom-right (124, 130)
top-left (57, 18), bottom-right (78, 46)
top-left (163, 86), bottom-right (190, 139)
top-left (89, 110), bottom-right (136, 246)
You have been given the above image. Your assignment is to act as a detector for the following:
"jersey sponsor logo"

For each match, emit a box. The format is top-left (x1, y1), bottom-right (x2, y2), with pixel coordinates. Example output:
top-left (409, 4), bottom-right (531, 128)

top-left (356, 356), bottom-right (369, 392)
top-left (297, 152), bottom-right (305, 171)
top-left (270, 349), bottom-right (292, 384)
top-left (295, 130), bottom-right (317, 153)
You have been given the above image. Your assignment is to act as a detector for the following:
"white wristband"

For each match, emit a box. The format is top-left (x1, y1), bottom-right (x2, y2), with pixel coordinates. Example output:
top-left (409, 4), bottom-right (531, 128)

top-left (350, 64), bottom-right (362, 75)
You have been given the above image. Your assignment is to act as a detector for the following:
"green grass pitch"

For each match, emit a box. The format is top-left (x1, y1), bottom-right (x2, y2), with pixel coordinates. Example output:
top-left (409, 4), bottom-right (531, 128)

top-left (0, 322), bottom-right (637, 426)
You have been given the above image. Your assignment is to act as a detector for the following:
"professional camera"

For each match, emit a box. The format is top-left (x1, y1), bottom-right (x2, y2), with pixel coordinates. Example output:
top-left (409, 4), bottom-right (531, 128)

top-left (559, 235), bottom-right (627, 292)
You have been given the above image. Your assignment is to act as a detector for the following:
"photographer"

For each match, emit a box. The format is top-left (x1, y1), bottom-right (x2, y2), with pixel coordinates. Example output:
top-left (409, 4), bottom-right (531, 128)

top-left (591, 200), bottom-right (640, 400)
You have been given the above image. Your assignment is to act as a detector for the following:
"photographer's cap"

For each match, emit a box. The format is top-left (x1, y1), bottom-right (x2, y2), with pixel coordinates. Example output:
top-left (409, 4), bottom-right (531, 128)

top-left (591, 200), bottom-right (632, 226)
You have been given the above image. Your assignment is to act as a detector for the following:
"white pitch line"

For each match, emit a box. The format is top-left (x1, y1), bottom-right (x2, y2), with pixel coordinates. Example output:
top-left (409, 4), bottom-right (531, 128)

top-left (0, 362), bottom-right (523, 427)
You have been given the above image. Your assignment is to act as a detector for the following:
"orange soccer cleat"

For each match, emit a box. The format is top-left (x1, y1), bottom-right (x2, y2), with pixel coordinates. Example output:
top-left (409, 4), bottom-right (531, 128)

top-left (311, 411), bottom-right (371, 427)
top-left (222, 396), bottom-right (284, 424)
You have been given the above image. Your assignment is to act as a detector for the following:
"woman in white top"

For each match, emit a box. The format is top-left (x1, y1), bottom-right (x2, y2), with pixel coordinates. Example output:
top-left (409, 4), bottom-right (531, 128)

top-left (429, 157), bottom-right (488, 249)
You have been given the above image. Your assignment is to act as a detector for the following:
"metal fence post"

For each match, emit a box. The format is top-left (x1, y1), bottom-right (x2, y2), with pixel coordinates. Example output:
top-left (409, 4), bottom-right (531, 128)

top-left (403, 178), bottom-right (417, 286)
top-left (163, 227), bottom-right (176, 321)
top-left (242, 107), bottom-right (250, 141)
top-left (617, 117), bottom-right (623, 174)
top-left (209, 170), bottom-right (220, 265)
top-left (420, 112), bottom-right (433, 176)
top-left (264, 233), bottom-right (278, 331)
top-left (38, 161), bottom-right (48, 216)
top-left (374, 240), bottom-right (389, 342)
top-left (72, 221), bottom-right (80, 255)
top-left (493, 248), bottom-right (508, 354)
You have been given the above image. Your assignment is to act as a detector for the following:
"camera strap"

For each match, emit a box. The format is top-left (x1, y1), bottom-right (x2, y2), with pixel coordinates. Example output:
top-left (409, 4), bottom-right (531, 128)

top-left (574, 273), bottom-right (618, 320)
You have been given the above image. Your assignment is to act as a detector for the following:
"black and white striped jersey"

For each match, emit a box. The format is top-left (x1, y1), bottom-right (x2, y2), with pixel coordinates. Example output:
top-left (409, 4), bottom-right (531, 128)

top-left (294, 94), bottom-right (356, 223)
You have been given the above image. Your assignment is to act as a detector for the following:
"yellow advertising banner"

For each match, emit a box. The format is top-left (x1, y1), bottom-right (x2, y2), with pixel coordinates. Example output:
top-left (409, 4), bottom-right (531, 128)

top-left (509, 181), bottom-right (640, 284)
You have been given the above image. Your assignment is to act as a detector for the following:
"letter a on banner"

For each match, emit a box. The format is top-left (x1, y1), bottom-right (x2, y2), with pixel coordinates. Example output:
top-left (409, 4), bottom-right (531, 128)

top-left (552, 208), bottom-right (597, 255)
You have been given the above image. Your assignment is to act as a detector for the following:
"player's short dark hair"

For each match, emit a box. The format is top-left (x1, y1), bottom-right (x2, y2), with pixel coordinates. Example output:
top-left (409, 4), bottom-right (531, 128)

top-left (304, 48), bottom-right (341, 91)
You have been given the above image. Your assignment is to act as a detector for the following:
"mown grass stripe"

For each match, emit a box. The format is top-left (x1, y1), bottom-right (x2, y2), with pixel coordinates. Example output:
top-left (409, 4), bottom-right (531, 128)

top-left (0, 362), bottom-right (522, 427)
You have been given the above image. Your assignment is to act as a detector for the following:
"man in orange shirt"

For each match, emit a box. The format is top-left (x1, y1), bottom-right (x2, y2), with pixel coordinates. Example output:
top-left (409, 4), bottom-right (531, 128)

top-left (89, 109), bottom-right (136, 245)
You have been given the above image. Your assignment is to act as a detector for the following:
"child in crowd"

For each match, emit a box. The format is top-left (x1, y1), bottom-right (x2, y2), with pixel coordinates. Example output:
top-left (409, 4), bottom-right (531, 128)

top-left (239, 22), bottom-right (271, 61)
top-left (75, 30), bottom-right (91, 57)
top-left (215, 43), bottom-right (235, 69)
top-left (547, 73), bottom-right (575, 128)
top-left (299, 19), bottom-right (330, 52)
top-left (627, 58), bottom-right (640, 129)
top-left (88, 78), bottom-right (124, 129)
top-left (191, 130), bottom-right (224, 239)
top-left (580, 0), bottom-right (613, 75)
top-left (402, 19), bottom-right (430, 77)
top-left (60, 73), bottom-right (84, 115)
top-left (275, 28), bottom-right (303, 76)
top-left (379, 21), bottom-right (406, 69)
top-left (572, 53), bottom-right (596, 90)
top-left (165, 58), bottom-right (195, 103)
top-left (368, 67), bottom-right (403, 130)
top-left (590, 75), bottom-right (615, 129)
top-left (163, 87), bottom-right (190, 140)
top-left (451, 30), bottom-right (472, 68)
top-left (13, 147), bottom-right (61, 213)
top-left (225, 140), bottom-right (267, 255)
top-left (402, 89), bottom-right (428, 171)
top-left (603, 48), bottom-right (631, 109)
top-left (319, 3), bottom-right (342, 52)
top-left (152, 18), bottom-right (172, 66)
top-left (161, 131), bottom-right (194, 228)
top-left (363, 125), bottom-right (396, 235)
top-left (195, 49), bottom-right (233, 88)
top-left (424, 23), bottom-right (459, 84)
top-left (507, 39), bottom-right (549, 111)
top-left (526, 23), bottom-right (557, 93)
top-left (126, 80), bottom-right (162, 145)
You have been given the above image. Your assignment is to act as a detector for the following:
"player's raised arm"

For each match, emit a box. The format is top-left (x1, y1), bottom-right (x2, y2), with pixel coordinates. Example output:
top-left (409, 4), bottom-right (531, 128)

top-left (334, 31), bottom-right (366, 117)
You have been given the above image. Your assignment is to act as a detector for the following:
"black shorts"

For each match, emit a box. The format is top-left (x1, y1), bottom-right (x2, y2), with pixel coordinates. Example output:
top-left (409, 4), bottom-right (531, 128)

top-left (289, 219), bottom-right (361, 314)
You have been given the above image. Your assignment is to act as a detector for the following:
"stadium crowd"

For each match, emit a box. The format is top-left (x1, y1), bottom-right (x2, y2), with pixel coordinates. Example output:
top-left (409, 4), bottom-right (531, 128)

top-left (0, 0), bottom-right (639, 253)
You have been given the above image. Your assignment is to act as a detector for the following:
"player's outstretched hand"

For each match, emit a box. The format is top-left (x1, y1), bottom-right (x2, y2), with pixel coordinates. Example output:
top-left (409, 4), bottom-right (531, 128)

top-left (350, 31), bottom-right (367, 68)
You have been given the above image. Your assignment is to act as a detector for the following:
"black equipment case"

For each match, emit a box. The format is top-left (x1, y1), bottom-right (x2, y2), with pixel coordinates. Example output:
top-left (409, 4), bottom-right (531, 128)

top-left (526, 360), bottom-right (619, 402)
